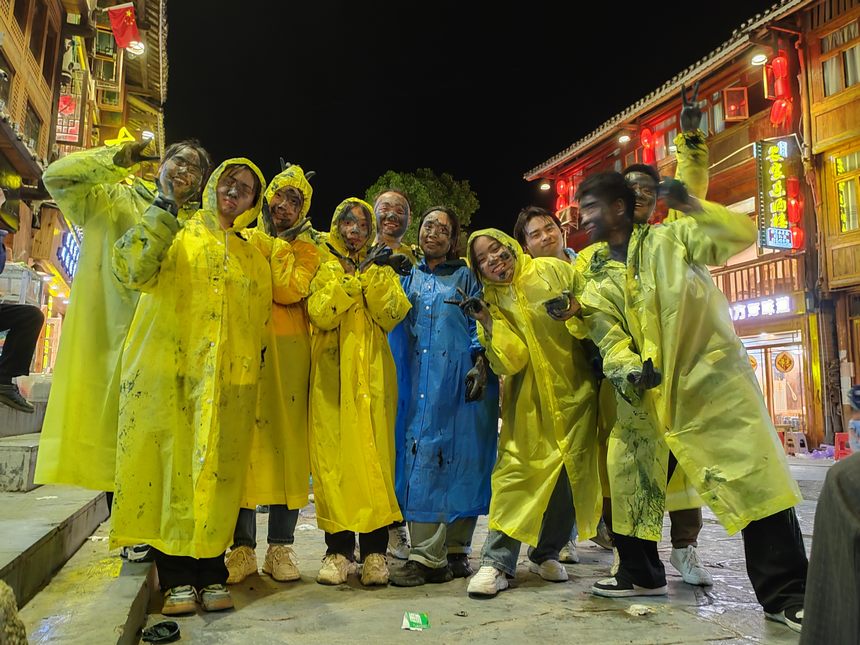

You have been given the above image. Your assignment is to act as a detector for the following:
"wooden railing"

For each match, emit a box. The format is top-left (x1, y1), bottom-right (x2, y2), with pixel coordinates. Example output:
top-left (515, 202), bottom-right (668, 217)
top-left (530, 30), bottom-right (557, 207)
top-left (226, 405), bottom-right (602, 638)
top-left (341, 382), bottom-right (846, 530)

top-left (710, 254), bottom-right (804, 304)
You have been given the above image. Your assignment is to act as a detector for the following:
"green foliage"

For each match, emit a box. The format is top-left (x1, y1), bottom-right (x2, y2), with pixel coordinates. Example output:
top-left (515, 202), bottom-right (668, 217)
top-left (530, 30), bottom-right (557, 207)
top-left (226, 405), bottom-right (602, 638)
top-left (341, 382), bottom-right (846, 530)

top-left (365, 168), bottom-right (480, 247)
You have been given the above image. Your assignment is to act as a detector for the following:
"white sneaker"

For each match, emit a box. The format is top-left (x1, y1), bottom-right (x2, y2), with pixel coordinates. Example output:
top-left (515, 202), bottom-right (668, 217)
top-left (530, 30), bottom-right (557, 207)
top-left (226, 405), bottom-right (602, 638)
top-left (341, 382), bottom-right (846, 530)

top-left (669, 546), bottom-right (713, 586)
top-left (559, 540), bottom-right (580, 564)
top-left (387, 525), bottom-right (410, 560)
top-left (466, 565), bottom-right (509, 597)
top-left (316, 553), bottom-right (355, 585)
top-left (360, 553), bottom-right (389, 586)
top-left (225, 545), bottom-right (257, 584)
top-left (528, 559), bottom-right (569, 582)
top-left (610, 547), bottom-right (620, 576)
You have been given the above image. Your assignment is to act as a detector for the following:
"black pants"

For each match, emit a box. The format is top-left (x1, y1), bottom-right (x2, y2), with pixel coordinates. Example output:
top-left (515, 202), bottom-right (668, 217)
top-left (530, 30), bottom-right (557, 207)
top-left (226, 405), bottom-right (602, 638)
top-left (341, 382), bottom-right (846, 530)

top-left (153, 548), bottom-right (228, 591)
top-left (0, 303), bottom-right (44, 379)
top-left (613, 454), bottom-right (807, 612)
top-left (325, 527), bottom-right (388, 562)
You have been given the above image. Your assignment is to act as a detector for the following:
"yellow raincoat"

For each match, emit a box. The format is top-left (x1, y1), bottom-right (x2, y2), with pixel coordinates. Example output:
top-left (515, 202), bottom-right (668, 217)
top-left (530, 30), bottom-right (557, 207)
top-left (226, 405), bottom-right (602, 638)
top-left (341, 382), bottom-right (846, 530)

top-left (307, 198), bottom-right (411, 534)
top-left (35, 146), bottom-right (195, 491)
top-left (109, 159), bottom-right (272, 557)
top-left (468, 229), bottom-right (601, 545)
top-left (616, 201), bottom-right (801, 535)
top-left (241, 166), bottom-right (320, 509)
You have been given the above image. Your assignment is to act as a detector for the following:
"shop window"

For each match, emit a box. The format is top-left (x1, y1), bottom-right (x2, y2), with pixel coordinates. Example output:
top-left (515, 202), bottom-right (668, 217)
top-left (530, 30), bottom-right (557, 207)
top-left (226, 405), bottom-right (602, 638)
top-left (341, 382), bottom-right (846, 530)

top-left (711, 92), bottom-right (725, 134)
top-left (0, 51), bottom-right (13, 113)
top-left (742, 331), bottom-right (808, 432)
top-left (23, 102), bottom-right (41, 148)
top-left (13, 0), bottom-right (31, 35)
top-left (820, 20), bottom-right (860, 96)
top-left (835, 150), bottom-right (860, 232)
top-left (42, 24), bottom-right (57, 86)
top-left (29, 0), bottom-right (46, 62)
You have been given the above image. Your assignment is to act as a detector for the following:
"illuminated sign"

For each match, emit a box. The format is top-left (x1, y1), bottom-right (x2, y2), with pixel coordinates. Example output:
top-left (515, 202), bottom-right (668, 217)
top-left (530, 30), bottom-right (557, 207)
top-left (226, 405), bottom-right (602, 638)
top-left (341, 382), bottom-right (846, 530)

top-left (730, 295), bottom-right (793, 322)
top-left (56, 231), bottom-right (80, 278)
top-left (756, 136), bottom-right (804, 250)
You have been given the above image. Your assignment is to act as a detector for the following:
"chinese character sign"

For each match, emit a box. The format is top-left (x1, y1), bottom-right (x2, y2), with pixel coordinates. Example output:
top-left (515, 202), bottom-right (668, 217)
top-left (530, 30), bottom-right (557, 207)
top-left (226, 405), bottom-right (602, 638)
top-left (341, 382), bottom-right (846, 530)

top-left (756, 137), bottom-right (804, 250)
top-left (730, 296), bottom-right (794, 322)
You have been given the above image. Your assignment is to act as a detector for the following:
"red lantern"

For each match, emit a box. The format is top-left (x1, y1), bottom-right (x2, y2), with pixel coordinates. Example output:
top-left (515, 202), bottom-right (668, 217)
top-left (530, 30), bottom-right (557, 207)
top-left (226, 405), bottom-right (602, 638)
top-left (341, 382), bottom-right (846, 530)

top-left (786, 176), bottom-right (800, 198)
top-left (556, 179), bottom-right (567, 196)
top-left (772, 55), bottom-right (788, 79)
top-left (787, 196), bottom-right (803, 224)
top-left (640, 127), bottom-right (653, 149)
top-left (556, 195), bottom-right (567, 211)
top-left (642, 147), bottom-right (655, 164)
top-left (770, 98), bottom-right (790, 125)
top-left (774, 76), bottom-right (790, 98)
top-left (791, 226), bottom-right (805, 250)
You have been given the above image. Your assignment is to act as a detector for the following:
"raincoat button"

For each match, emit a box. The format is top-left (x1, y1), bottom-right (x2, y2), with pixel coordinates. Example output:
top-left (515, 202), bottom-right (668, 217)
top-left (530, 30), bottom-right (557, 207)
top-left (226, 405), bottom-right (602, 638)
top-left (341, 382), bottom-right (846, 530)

top-left (422, 349), bottom-right (427, 353)
top-left (420, 394), bottom-right (425, 398)
top-left (425, 306), bottom-right (430, 310)
top-left (213, 288), bottom-right (219, 294)
top-left (210, 341), bottom-right (215, 348)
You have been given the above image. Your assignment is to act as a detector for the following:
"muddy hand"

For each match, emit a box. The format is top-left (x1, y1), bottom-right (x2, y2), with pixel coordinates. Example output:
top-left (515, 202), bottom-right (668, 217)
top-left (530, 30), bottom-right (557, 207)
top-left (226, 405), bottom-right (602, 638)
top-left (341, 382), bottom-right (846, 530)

top-left (260, 198), bottom-right (277, 237)
top-left (278, 216), bottom-right (312, 241)
top-left (543, 290), bottom-right (578, 321)
top-left (114, 139), bottom-right (159, 168)
top-left (385, 253), bottom-right (412, 276)
top-left (627, 358), bottom-right (662, 390)
top-left (358, 243), bottom-right (393, 272)
top-left (680, 81), bottom-right (702, 132)
top-left (444, 287), bottom-right (489, 322)
top-left (465, 354), bottom-right (488, 402)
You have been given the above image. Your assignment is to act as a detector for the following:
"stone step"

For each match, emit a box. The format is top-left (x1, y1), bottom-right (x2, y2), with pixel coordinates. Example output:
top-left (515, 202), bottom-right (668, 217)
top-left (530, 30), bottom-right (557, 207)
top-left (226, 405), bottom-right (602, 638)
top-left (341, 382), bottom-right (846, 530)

top-left (0, 432), bottom-right (41, 491)
top-left (0, 401), bottom-right (47, 439)
top-left (0, 485), bottom-right (108, 608)
top-left (20, 521), bottom-right (154, 645)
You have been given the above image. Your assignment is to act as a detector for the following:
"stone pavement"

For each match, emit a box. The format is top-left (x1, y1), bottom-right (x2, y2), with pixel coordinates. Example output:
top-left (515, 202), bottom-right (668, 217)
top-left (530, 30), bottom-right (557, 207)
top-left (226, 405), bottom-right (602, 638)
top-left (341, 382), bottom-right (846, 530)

top-left (138, 458), bottom-right (827, 644)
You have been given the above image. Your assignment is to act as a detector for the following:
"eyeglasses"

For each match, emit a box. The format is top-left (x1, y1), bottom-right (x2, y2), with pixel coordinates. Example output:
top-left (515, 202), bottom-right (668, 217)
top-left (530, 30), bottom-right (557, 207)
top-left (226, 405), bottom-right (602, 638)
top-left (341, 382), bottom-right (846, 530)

top-left (220, 175), bottom-right (255, 200)
top-left (377, 201), bottom-right (406, 217)
top-left (421, 221), bottom-right (451, 238)
top-left (168, 156), bottom-right (204, 181)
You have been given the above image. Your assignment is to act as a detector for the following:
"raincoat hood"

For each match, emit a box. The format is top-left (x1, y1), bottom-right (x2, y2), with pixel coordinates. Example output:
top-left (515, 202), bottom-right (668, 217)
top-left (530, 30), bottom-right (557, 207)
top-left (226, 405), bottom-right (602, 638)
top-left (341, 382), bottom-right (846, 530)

top-left (202, 157), bottom-right (266, 232)
top-left (262, 164), bottom-right (313, 220)
top-left (327, 197), bottom-right (376, 258)
top-left (466, 228), bottom-right (526, 284)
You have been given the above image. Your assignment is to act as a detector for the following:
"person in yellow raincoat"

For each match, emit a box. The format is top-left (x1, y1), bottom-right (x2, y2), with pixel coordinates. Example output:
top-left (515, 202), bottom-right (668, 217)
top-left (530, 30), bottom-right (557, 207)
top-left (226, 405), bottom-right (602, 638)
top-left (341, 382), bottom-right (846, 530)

top-left (225, 164), bottom-right (320, 585)
top-left (110, 159), bottom-right (272, 616)
top-left (575, 171), bottom-right (807, 633)
top-left (460, 229), bottom-right (601, 599)
top-left (307, 197), bottom-right (411, 587)
top-left (35, 141), bottom-right (210, 499)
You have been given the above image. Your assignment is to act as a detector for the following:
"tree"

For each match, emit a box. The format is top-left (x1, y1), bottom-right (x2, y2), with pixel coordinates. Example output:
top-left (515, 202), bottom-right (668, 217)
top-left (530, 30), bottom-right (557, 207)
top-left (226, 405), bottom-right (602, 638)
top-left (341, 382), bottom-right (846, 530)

top-left (365, 168), bottom-right (480, 248)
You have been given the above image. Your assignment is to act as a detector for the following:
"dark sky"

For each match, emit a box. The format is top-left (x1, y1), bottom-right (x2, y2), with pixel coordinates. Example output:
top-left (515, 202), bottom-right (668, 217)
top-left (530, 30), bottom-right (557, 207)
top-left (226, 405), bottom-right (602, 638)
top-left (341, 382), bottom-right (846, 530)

top-left (165, 1), bottom-right (777, 234)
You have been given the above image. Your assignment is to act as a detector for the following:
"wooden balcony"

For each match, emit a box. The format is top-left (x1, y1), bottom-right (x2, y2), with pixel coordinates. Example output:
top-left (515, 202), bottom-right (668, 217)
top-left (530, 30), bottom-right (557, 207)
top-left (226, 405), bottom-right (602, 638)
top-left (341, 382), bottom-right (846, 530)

top-left (710, 254), bottom-right (804, 304)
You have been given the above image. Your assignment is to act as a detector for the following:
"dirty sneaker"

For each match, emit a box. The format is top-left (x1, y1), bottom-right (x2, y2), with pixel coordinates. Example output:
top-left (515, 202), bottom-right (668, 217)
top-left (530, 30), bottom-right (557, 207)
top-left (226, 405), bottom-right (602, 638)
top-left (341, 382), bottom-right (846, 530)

top-left (121, 543), bottom-right (154, 563)
top-left (466, 565), bottom-right (509, 597)
top-left (591, 576), bottom-right (668, 598)
top-left (360, 553), bottom-right (389, 586)
top-left (225, 545), bottom-right (257, 584)
top-left (669, 545), bottom-right (713, 586)
top-left (262, 544), bottom-right (300, 582)
top-left (559, 540), bottom-right (580, 563)
top-left (590, 519), bottom-right (614, 550)
top-left (316, 553), bottom-right (354, 585)
top-left (387, 524), bottom-right (410, 560)
top-left (610, 547), bottom-right (620, 576)
top-left (389, 560), bottom-right (453, 587)
top-left (447, 553), bottom-right (473, 578)
top-left (199, 584), bottom-right (233, 612)
top-left (764, 606), bottom-right (803, 633)
top-left (161, 585), bottom-right (197, 616)
top-left (0, 383), bottom-right (34, 413)
top-left (528, 559), bottom-right (569, 582)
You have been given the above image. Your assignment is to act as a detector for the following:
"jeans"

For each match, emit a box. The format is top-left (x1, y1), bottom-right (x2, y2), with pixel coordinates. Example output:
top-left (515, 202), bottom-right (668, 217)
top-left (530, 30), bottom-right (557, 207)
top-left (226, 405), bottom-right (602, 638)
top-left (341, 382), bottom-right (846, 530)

top-left (408, 517), bottom-right (478, 569)
top-left (232, 504), bottom-right (298, 549)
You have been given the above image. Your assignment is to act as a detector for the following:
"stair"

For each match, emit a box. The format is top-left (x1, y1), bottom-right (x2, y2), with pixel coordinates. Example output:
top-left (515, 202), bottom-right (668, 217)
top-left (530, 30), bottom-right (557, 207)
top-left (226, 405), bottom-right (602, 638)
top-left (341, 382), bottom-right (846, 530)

top-left (0, 433), bottom-right (41, 491)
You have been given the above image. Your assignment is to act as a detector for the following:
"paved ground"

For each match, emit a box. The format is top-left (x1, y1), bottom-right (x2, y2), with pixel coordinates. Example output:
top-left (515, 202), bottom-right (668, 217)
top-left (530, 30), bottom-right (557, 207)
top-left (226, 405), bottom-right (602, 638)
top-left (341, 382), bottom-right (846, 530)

top-left (139, 458), bottom-right (828, 644)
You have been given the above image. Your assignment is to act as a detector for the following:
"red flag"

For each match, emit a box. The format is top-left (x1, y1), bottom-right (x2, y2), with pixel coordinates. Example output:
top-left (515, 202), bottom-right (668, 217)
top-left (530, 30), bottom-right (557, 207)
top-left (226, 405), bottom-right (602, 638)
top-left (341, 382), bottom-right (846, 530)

top-left (106, 2), bottom-right (141, 48)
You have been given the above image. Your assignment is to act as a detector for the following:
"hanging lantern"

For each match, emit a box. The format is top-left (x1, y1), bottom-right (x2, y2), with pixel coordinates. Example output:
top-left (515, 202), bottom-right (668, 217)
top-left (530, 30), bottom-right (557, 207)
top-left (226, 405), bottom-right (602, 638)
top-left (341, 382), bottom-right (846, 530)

top-left (770, 98), bottom-right (790, 125)
top-left (774, 76), bottom-right (790, 98)
top-left (556, 195), bottom-right (567, 211)
top-left (640, 127), bottom-right (653, 149)
top-left (786, 176), bottom-right (800, 198)
top-left (771, 55), bottom-right (789, 79)
top-left (642, 147), bottom-right (655, 164)
top-left (791, 226), bottom-right (805, 250)
top-left (787, 196), bottom-right (803, 224)
top-left (556, 179), bottom-right (567, 196)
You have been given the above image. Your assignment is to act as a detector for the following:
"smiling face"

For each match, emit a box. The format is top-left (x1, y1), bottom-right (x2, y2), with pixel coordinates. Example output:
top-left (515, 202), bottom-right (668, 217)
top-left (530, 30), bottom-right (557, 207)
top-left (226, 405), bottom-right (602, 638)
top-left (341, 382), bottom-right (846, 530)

top-left (216, 166), bottom-right (257, 224)
top-left (471, 235), bottom-right (515, 283)
top-left (337, 205), bottom-right (370, 253)
top-left (374, 191), bottom-right (410, 241)
top-left (579, 193), bottom-right (629, 244)
top-left (269, 186), bottom-right (304, 232)
top-left (522, 215), bottom-right (564, 259)
top-left (624, 171), bottom-right (658, 223)
top-left (158, 146), bottom-right (204, 205)
top-left (419, 210), bottom-right (453, 261)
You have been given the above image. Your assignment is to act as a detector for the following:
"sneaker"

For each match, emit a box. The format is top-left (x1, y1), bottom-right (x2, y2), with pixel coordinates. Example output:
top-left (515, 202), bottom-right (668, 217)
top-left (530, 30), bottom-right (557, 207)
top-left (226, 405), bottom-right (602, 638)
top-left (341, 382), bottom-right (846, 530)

top-left (0, 383), bottom-right (34, 413)
top-left (389, 560), bottom-right (453, 587)
top-left (669, 545), bottom-right (713, 586)
top-left (316, 553), bottom-right (354, 585)
top-left (466, 565), bottom-right (509, 597)
top-left (387, 525), bottom-right (410, 560)
top-left (199, 584), bottom-right (233, 612)
top-left (360, 553), bottom-right (389, 586)
top-left (121, 544), bottom-right (154, 563)
top-left (447, 554), bottom-right (473, 579)
top-left (590, 519), bottom-right (614, 550)
top-left (764, 606), bottom-right (803, 633)
top-left (161, 585), bottom-right (197, 616)
top-left (528, 559), bottom-right (569, 582)
top-left (225, 545), bottom-right (257, 584)
top-left (610, 547), bottom-right (620, 577)
top-left (559, 540), bottom-right (580, 564)
top-left (262, 545), bottom-right (300, 582)
top-left (591, 576), bottom-right (668, 598)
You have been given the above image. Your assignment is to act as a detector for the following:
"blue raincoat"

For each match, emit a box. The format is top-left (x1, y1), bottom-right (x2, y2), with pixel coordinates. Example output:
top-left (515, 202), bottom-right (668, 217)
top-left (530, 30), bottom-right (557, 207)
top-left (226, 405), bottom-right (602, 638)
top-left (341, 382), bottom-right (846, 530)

top-left (392, 260), bottom-right (500, 523)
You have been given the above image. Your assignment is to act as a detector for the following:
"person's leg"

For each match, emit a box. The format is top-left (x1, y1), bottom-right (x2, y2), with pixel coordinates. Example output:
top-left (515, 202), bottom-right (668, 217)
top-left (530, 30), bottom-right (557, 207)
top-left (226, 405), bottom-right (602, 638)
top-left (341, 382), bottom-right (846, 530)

top-left (263, 505), bottom-right (301, 581)
top-left (153, 549), bottom-right (197, 591)
top-left (232, 507), bottom-right (257, 549)
top-left (196, 552), bottom-right (233, 612)
top-left (530, 467), bottom-right (575, 564)
top-left (226, 507), bottom-right (258, 584)
top-left (407, 521), bottom-right (449, 569)
top-left (0, 304), bottom-right (44, 381)
top-left (359, 526), bottom-right (390, 586)
top-left (480, 529), bottom-right (521, 576)
top-left (669, 508), bottom-right (702, 548)
top-left (602, 533), bottom-right (666, 589)
top-left (358, 526), bottom-right (389, 559)
top-left (318, 531), bottom-right (357, 585)
top-left (388, 519), bottom-right (410, 559)
top-left (324, 531), bottom-right (356, 560)
top-left (445, 517), bottom-right (477, 578)
top-left (742, 507), bottom-right (807, 615)
top-left (267, 505), bottom-right (298, 545)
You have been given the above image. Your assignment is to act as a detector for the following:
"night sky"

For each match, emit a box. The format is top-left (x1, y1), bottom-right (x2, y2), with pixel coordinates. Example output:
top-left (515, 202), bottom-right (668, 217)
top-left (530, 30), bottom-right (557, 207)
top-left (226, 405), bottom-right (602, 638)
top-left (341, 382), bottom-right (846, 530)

top-left (165, 1), bottom-right (778, 234)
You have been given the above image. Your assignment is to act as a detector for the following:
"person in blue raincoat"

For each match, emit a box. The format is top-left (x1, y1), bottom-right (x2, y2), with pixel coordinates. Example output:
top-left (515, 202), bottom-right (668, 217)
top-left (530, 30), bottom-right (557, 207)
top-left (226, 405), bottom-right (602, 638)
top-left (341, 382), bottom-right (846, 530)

top-left (388, 207), bottom-right (499, 587)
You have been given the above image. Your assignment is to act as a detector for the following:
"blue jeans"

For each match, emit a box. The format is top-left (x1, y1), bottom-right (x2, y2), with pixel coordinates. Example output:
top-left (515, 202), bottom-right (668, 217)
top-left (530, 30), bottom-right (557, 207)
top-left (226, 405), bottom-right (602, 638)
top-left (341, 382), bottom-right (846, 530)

top-left (232, 504), bottom-right (298, 548)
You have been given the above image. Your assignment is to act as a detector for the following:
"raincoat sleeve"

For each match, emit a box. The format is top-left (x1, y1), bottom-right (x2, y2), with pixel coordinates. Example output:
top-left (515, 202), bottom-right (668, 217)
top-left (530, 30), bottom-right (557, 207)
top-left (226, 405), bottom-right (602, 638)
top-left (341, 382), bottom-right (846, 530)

top-left (307, 260), bottom-right (362, 331)
top-left (465, 275), bottom-right (484, 358)
top-left (664, 129), bottom-right (709, 223)
top-left (111, 203), bottom-right (181, 292)
top-left (477, 308), bottom-right (529, 376)
top-left (270, 238), bottom-right (320, 305)
top-left (670, 199), bottom-right (757, 266)
top-left (42, 146), bottom-right (141, 226)
top-left (359, 263), bottom-right (411, 332)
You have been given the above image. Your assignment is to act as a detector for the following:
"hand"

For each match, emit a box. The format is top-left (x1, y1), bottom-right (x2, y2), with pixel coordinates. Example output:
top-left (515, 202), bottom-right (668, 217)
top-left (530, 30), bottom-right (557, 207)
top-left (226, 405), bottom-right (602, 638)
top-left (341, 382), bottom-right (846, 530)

top-left (680, 81), bottom-right (702, 132)
top-left (657, 178), bottom-right (702, 214)
top-left (260, 199), bottom-right (278, 237)
top-left (278, 216), bottom-right (312, 242)
top-left (465, 353), bottom-right (488, 402)
top-left (153, 171), bottom-right (180, 216)
top-left (627, 358), bottom-right (662, 390)
top-left (113, 139), bottom-right (158, 168)
top-left (384, 253), bottom-right (412, 276)
top-left (326, 242), bottom-right (357, 274)
top-left (444, 287), bottom-right (491, 325)
top-left (358, 243), bottom-right (393, 272)
top-left (543, 290), bottom-right (580, 321)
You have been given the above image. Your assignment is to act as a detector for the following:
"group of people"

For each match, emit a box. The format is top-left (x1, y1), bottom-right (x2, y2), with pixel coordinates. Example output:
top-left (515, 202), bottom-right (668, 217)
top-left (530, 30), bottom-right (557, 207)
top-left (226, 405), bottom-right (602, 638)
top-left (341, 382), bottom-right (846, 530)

top-left (30, 89), bottom-right (810, 635)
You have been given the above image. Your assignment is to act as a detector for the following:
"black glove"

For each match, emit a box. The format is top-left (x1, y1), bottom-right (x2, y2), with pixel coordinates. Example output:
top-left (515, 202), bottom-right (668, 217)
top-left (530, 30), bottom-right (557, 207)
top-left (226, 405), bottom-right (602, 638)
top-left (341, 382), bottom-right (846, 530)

top-left (358, 243), bottom-right (393, 272)
top-left (444, 287), bottom-right (489, 321)
top-left (543, 290), bottom-right (578, 321)
top-left (658, 178), bottom-right (691, 211)
top-left (384, 253), bottom-right (412, 276)
top-left (113, 139), bottom-right (159, 168)
top-left (627, 358), bottom-right (662, 390)
top-left (259, 198), bottom-right (277, 237)
top-left (680, 81), bottom-right (702, 132)
top-left (465, 353), bottom-right (488, 402)
top-left (278, 216), bottom-right (312, 242)
top-left (153, 173), bottom-right (179, 217)
top-left (325, 242), bottom-right (357, 271)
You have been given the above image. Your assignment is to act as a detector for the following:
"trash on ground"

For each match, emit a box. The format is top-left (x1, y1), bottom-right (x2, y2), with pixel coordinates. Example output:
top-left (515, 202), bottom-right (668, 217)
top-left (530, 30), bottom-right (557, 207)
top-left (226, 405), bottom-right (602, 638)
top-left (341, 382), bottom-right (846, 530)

top-left (402, 611), bottom-right (430, 630)
top-left (626, 604), bottom-right (655, 616)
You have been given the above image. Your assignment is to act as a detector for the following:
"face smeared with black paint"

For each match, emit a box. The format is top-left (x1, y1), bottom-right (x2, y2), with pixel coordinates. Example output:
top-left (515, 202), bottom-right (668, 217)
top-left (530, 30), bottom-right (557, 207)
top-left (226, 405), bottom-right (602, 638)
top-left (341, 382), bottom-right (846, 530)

top-left (269, 186), bottom-right (304, 232)
top-left (216, 166), bottom-right (256, 223)
top-left (471, 235), bottom-right (515, 283)
top-left (419, 210), bottom-right (453, 260)
top-left (158, 146), bottom-right (204, 205)
top-left (337, 205), bottom-right (369, 252)
top-left (374, 191), bottom-right (410, 240)
top-left (624, 171), bottom-right (658, 223)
